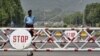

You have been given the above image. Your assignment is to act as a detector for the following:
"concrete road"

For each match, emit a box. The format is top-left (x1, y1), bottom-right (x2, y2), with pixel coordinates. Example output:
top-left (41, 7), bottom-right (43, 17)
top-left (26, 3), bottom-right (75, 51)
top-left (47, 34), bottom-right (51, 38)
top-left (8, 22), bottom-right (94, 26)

top-left (0, 51), bottom-right (100, 56)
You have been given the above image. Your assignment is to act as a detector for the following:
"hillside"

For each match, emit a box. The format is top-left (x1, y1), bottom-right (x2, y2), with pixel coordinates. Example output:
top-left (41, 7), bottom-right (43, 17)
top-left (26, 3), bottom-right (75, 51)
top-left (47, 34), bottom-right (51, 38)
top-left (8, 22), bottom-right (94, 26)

top-left (21, 0), bottom-right (100, 12)
top-left (20, 0), bottom-right (100, 21)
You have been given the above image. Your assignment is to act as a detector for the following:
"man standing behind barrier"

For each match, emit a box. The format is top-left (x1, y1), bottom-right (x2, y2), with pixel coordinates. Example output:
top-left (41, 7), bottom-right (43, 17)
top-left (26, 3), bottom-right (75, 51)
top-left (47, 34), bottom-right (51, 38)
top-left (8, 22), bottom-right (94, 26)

top-left (24, 10), bottom-right (35, 36)
top-left (24, 10), bottom-right (37, 49)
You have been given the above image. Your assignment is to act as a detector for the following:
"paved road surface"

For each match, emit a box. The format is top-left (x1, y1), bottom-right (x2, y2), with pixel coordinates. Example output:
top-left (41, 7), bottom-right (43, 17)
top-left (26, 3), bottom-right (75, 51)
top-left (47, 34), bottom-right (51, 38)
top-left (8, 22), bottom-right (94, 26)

top-left (0, 51), bottom-right (100, 56)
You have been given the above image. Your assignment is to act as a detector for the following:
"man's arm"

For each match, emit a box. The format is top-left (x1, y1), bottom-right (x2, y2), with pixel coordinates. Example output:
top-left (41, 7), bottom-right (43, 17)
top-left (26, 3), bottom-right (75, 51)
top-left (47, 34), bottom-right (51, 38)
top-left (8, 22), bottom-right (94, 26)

top-left (24, 16), bottom-right (27, 24)
top-left (33, 16), bottom-right (35, 26)
top-left (24, 16), bottom-right (27, 27)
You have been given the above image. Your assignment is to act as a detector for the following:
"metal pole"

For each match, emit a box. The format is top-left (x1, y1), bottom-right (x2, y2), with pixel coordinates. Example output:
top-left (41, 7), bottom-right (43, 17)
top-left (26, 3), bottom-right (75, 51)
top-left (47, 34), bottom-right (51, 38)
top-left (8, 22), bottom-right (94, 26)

top-left (82, 11), bottom-right (85, 27)
top-left (79, 0), bottom-right (86, 27)
top-left (1, 11), bottom-right (2, 27)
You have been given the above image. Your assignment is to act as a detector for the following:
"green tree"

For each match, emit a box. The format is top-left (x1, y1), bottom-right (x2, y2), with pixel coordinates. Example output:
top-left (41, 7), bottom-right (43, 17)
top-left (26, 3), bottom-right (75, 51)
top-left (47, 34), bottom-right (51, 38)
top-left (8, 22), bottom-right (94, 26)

top-left (0, 0), bottom-right (24, 27)
top-left (63, 12), bottom-right (83, 26)
top-left (85, 3), bottom-right (100, 26)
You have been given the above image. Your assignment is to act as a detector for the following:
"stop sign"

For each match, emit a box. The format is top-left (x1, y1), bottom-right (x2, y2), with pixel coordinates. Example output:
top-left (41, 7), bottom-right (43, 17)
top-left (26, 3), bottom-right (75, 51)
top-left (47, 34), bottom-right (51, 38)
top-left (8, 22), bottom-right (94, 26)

top-left (64, 30), bottom-right (77, 39)
top-left (10, 29), bottom-right (32, 49)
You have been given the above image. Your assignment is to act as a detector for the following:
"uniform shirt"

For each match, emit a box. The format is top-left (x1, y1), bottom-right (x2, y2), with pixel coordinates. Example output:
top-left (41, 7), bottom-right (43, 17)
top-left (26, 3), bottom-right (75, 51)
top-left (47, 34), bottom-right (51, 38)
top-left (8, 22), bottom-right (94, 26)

top-left (24, 16), bottom-right (35, 25)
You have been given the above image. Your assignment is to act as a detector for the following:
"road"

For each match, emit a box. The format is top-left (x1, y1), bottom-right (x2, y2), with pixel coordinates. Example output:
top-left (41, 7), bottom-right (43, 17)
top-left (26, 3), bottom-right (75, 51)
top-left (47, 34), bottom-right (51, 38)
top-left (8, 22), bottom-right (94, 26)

top-left (0, 51), bottom-right (100, 56)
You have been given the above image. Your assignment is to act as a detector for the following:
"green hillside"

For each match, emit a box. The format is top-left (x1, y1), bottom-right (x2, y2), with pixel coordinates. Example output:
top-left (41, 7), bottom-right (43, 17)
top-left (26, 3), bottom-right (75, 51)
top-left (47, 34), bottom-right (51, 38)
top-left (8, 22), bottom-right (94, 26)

top-left (0, 0), bottom-right (24, 27)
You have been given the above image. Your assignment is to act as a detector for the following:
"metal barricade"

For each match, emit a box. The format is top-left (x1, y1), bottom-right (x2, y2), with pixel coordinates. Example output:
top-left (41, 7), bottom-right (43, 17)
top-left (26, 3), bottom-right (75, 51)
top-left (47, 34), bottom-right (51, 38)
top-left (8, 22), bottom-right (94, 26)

top-left (0, 27), bottom-right (100, 52)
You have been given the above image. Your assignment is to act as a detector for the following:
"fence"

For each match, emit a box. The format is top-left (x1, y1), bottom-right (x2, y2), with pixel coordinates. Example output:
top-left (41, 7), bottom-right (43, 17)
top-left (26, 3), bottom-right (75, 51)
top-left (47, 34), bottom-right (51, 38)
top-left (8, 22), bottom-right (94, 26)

top-left (0, 27), bottom-right (100, 52)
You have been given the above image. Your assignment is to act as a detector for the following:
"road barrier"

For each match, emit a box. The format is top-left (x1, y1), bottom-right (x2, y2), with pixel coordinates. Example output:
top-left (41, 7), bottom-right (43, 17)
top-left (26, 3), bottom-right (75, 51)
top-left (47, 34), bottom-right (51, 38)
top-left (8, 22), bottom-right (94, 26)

top-left (0, 27), bottom-right (100, 52)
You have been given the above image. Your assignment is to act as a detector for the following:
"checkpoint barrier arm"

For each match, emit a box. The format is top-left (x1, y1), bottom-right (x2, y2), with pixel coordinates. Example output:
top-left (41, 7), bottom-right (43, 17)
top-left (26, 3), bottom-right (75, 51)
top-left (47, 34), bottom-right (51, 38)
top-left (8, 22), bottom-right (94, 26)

top-left (0, 27), bottom-right (100, 51)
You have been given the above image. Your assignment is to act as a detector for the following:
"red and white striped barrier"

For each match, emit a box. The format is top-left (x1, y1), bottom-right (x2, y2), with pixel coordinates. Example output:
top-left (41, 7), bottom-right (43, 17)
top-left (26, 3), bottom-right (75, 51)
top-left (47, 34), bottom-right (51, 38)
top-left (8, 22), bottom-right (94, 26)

top-left (1, 48), bottom-right (100, 52)
top-left (0, 27), bottom-right (100, 52)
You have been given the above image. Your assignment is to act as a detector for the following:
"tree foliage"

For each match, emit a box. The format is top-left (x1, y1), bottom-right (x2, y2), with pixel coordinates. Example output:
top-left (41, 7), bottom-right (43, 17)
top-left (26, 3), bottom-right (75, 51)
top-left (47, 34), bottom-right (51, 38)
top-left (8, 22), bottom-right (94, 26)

top-left (63, 12), bottom-right (83, 26)
top-left (85, 3), bottom-right (100, 26)
top-left (0, 0), bottom-right (24, 27)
